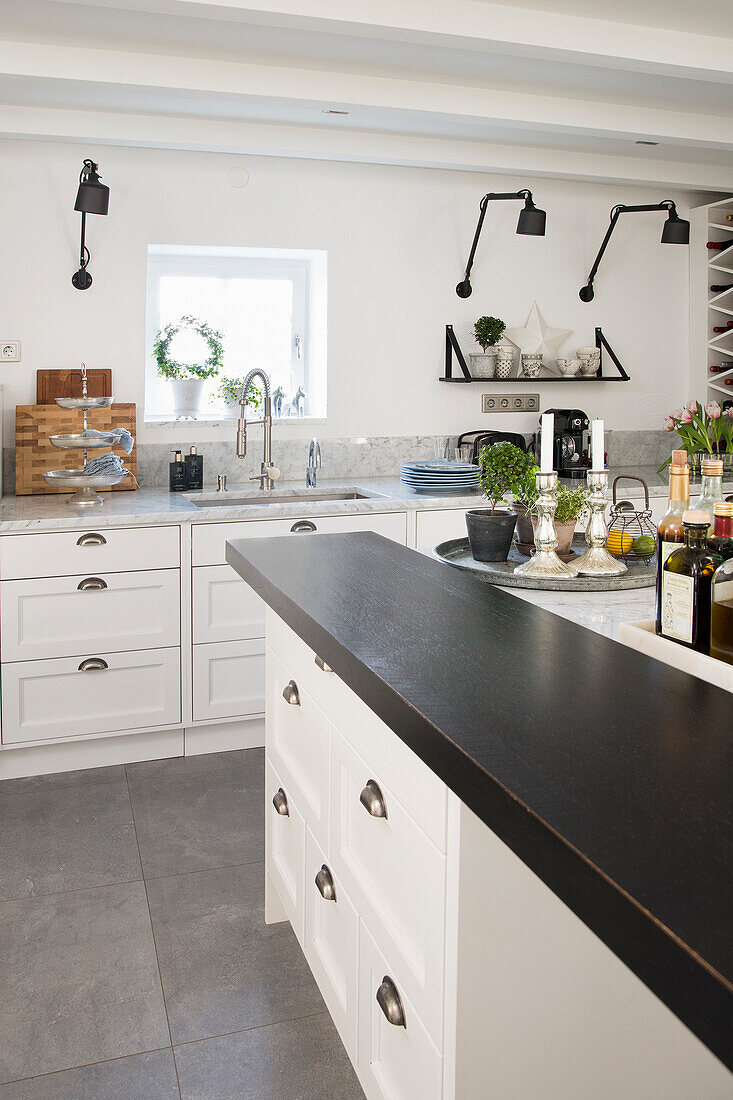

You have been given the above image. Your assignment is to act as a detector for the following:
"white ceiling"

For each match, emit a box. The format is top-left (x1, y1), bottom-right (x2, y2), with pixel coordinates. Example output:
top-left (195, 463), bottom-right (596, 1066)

top-left (0, 0), bottom-right (731, 191)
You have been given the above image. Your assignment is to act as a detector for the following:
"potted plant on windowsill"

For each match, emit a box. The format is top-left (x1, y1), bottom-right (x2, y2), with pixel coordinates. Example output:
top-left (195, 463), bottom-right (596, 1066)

top-left (153, 314), bottom-right (224, 419)
top-left (470, 315), bottom-right (506, 379)
top-left (215, 376), bottom-right (263, 418)
top-left (466, 442), bottom-right (534, 561)
top-left (529, 484), bottom-right (589, 561)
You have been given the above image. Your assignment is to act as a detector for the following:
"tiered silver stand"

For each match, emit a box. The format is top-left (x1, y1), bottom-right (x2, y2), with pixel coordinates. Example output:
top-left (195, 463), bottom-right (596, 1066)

top-left (43, 369), bottom-right (126, 507)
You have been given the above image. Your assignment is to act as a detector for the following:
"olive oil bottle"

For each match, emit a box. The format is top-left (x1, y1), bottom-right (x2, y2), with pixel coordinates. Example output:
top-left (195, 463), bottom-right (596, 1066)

top-left (660, 511), bottom-right (722, 652)
top-left (710, 503), bottom-right (733, 665)
top-left (655, 451), bottom-right (690, 634)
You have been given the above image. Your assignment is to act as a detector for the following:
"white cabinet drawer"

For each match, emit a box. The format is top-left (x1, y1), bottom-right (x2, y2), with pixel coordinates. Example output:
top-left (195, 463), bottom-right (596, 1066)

top-left (194, 511), bottom-right (407, 566)
top-left (266, 760), bottom-right (305, 944)
top-left (192, 565), bottom-right (265, 644)
top-left (1, 647), bottom-right (181, 745)
top-left (304, 827), bottom-right (359, 1059)
top-left (358, 922), bottom-right (442, 1100)
top-left (330, 725), bottom-right (446, 1047)
top-left (1, 570), bottom-right (180, 662)
top-left (267, 649), bottom-right (330, 850)
top-left (0, 526), bottom-right (180, 580)
top-left (415, 508), bottom-right (469, 550)
top-left (192, 640), bottom-right (265, 722)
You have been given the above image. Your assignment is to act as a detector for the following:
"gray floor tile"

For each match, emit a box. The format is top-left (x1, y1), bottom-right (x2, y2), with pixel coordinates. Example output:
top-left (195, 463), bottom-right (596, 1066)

top-left (0, 882), bottom-right (170, 1084)
top-left (126, 749), bottom-right (264, 879)
top-left (175, 1014), bottom-right (365, 1100)
top-left (147, 862), bottom-right (324, 1045)
top-left (0, 766), bottom-right (141, 902)
top-left (0, 1049), bottom-right (179, 1100)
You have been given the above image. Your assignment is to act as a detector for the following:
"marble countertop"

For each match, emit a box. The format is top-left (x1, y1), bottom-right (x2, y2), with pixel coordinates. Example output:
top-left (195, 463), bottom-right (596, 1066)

top-left (503, 585), bottom-right (654, 641)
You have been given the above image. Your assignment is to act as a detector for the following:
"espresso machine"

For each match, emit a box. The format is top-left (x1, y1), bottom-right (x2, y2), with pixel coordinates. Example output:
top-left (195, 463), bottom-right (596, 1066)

top-left (536, 409), bottom-right (590, 480)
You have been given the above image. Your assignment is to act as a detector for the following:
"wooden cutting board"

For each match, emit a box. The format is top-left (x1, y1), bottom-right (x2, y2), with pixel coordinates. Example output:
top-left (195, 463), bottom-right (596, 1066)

top-left (36, 369), bottom-right (112, 405)
top-left (15, 404), bottom-right (137, 496)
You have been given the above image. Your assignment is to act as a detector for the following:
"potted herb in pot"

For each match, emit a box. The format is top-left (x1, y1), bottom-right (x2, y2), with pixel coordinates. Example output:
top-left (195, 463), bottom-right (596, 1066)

top-left (470, 316), bottom-right (506, 379)
top-left (153, 314), bottom-right (224, 419)
top-left (529, 484), bottom-right (589, 561)
top-left (466, 442), bottom-right (534, 561)
top-left (512, 463), bottom-right (539, 554)
top-left (215, 376), bottom-right (263, 418)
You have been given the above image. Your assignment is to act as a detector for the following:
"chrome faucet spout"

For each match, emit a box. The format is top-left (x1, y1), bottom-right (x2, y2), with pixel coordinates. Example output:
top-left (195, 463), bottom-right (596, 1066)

top-left (236, 369), bottom-right (279, 490)
top-left (306, 438), bottom-right (322, 488)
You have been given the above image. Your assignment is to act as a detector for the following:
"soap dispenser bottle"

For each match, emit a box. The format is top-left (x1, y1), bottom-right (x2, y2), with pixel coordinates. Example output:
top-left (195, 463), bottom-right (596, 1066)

top-left (169, 450), bottom-right (187, 492)
top-left (185, 446), bottom-right (203, 490)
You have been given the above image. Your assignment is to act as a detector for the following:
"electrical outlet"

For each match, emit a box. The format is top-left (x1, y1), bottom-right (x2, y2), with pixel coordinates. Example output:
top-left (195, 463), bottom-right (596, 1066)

top-left (1, 341), bottom-right (20, 362)
top-left (482, 392), bottom-right (539, 413)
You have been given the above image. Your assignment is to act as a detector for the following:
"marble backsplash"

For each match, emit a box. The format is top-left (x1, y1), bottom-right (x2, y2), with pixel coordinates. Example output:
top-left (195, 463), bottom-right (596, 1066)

top-left (1, 429), bottom-right (674, 493)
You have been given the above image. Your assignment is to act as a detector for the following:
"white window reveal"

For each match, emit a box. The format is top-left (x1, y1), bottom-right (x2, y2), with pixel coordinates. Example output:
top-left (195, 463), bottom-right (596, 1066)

top-left (145, 245), bottom-right (327, 421)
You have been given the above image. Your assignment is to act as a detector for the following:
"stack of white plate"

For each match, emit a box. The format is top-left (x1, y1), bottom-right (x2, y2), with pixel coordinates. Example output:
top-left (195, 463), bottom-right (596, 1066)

top-left (400, 460), bottom-right (481, 494)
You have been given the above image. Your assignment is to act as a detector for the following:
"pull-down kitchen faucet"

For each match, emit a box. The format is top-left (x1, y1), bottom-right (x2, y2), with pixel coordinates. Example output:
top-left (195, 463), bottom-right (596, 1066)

top-left (236, 369), bottom-right (281, 490)
top-left (306, 438), bottom-right (321, 488)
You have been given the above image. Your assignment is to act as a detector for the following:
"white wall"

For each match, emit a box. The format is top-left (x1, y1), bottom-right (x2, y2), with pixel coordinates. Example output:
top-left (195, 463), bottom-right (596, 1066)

top-left (0, 139), bottom-right (692, 446)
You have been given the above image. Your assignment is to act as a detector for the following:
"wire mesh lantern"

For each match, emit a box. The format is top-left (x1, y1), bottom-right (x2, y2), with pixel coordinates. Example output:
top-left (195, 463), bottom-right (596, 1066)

top-left (606, 476), bottom-right (657, 563)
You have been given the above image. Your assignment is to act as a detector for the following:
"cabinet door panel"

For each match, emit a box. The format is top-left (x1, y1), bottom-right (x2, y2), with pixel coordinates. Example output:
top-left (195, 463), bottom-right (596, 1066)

top-left (415, 508), bottom-right (469, 550)
top-left (192, 565), bottom-right (265, 644)
top-left (266, 760), bottom-right (305, 943)
top-left (0, 525), bottom-right (180, 579)
top-left (192, 640), bottom-right (265, 722)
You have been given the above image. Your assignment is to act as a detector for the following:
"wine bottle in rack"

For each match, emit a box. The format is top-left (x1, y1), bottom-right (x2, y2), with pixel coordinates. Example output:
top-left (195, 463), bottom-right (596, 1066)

top-left (726, 214), bottom-right (733, 223)
top-left (709, 365), bottom-right (728, 374)
top-left (710, 283), bottom-right (733, 293)
top-left (712, 322), bottom-right (733, 332)
top-left (707, 240), bottom-right (733, 252)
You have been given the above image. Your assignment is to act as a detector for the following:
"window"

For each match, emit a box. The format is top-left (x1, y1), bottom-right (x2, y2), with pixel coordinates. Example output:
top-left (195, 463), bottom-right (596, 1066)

top-left (145, 245), bottom-right (327, 420)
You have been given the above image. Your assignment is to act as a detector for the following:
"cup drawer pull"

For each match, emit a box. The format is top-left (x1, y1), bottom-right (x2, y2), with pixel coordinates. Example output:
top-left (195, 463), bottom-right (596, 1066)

top-left (272, 788), bottom-right (289, 816)
top-left (376, 977), bottom-right (406, 1028)
top-left (77, 532), bottom-right (107, 546)
top-left (360, 779), bottom-right (388, 819)
top-left (291, 520), bottom-right (317, 533)
top-left (314, 864), bottom-right (337, 902)
top-left (314, 654), bottom-right (333, 673)
top-left (77, 577), bottom-right (108, 591)
top-left (282, 680), bottom-right (301, 706)
top-left (78, 657), bottom-right (109, 671)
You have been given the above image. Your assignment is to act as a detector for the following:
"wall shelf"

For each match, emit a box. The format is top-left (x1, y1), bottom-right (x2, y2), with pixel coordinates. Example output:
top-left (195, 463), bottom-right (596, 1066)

top-left (440, 325), bottom-right (629, 383)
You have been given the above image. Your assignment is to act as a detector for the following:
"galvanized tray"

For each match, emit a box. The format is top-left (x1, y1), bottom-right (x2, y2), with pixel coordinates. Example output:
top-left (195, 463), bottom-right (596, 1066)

top-left (433, 536), bottom-right (656, 591)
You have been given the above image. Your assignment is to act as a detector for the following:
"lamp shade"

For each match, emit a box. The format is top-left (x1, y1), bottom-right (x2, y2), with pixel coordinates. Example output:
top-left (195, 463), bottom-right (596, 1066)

top-left (74, 162), bottom-right (109, 216)
top-left (661, 210), bottom-right (690, 244)
top-left (517, 202), bottom-right (546, 236)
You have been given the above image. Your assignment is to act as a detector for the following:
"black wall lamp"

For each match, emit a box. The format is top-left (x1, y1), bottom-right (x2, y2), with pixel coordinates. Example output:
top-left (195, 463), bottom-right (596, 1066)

top-left (579, 200), bottom-right (689, 302)
top-left (72, 159), bottom-right (110, 290)
top-left (456, 189), bottom-right (546, 298)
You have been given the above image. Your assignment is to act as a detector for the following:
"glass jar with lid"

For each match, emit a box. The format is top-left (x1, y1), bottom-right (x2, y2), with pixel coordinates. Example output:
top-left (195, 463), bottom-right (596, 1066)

top-left (695, 457), bottom-right (724, 532)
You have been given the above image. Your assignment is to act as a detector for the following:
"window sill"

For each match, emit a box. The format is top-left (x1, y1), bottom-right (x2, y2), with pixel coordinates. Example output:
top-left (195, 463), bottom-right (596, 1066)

top-left (144, 415), bottom-right (327, 428)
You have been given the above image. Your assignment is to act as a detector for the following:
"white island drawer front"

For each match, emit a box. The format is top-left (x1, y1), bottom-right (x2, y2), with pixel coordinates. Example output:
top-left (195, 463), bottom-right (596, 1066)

top-left (1, 570), bottom-right (181, 662)
top-left (0, 525), bottom-right (180, 580)
top-left (304, 827), bottom-right (359, 1060)
top-left (1, 648), bottom-right (181, 745)
top-left (192, 564), bottom-right (266, 644)
top-left (267, 760), bottom-right (305, 944)
top-left (330, 725), bottom-right (447, 1046)
top-left (194, 511), bottom-right (407, 566)
top-left (358, 922), bottom-right (442, 1100)
top-left (192, 640), bottom-right (265, 721)
top-left (267, 649), bottom-right (331, 850)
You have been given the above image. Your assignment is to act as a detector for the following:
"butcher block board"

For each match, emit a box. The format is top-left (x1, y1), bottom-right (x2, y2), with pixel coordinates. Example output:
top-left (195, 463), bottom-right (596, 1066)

top-left (36, 369), bottom-right (112, 405)
top-left (15, 404), bottom-right (137, 496)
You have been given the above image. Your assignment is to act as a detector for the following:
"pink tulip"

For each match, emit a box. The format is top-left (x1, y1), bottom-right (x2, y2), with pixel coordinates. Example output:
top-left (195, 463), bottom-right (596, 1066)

top-left (705, 401), bottom-right (721, 419)
top-left (680, 409), bottom-right (693, 424)
top-left (686, 399), bottom-right (699, 414)
top-left (663, 416), bottom-right (675, 431)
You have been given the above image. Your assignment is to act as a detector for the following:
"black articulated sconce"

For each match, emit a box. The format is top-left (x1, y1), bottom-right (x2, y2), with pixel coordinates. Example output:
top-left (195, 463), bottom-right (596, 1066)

top-left (456, 189), bottom-right (546, 298)
top-left (579, 199), bottom-right (689, 302)
top-left (72, 158), bottom-right (110, 290)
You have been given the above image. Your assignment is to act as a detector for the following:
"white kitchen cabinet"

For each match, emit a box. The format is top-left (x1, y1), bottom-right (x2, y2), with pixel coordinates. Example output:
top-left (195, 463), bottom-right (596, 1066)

top-left (266, 759), bottom-right (306, 944)
top-left (304, 827), bottom-right (359, 1059)
top-left (1, 647), bottom-right (181, 745)
top-left (192, 564), bottom-right (265, 644)
top-left (192, 639), bottom-right (265, 721)
top-left (0, 525), bottom-right (180, 580)
top-left (1, 569), bottom-right (180, 662)
top-left (415, 508), bottom-right (469, 550)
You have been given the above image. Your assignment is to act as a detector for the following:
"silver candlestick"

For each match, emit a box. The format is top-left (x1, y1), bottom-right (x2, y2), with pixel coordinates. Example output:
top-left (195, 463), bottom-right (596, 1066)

top-left (514, 471), bottom-right (576, 579)
top-left (573, 470), bottom-right (627, 577)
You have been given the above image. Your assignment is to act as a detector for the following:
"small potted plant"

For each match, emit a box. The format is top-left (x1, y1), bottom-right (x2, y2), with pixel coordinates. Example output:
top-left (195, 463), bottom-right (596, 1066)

top-left (511, 463), bottom-right (539, 554)
top-left (215, 376), bottom-right (263, 418)
top-left (470, 316), bottom-right (506, 379)
top-left (529, 484), bottom-right (589, 561)
top-left (466, 442), bottom-right (534, 561)
top-left (153, 314), bottom-right (223, 419)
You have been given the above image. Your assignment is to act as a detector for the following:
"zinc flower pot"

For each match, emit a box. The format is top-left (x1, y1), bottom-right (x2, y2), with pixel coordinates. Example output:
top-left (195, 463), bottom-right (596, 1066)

top-left (466, 509), bottom-right (517, 562)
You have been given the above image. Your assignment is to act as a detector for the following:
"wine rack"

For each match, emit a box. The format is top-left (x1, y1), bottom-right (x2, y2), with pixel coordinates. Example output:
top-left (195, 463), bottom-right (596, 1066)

top-left (690, 197), bottom-right (733, 406)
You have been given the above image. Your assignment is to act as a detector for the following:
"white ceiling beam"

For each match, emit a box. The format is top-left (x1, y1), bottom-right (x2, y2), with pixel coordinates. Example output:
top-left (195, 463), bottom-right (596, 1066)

top-left (0, 39), bottom-right (731, 152)
top-left (1, 102), bottom-right (731, 192)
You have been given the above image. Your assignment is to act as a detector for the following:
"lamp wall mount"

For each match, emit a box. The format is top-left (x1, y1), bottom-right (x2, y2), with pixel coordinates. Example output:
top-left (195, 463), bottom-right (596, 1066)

top-left (579, 199), bottom-right (689, 303)
top-left (72, 158), bottom-right (110, 291)
top-left (456, 189), bottom-right (546, 299)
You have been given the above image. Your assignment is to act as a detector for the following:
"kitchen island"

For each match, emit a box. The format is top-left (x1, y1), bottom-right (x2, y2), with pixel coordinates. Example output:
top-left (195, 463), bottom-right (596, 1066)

top-left (227, 531), bottom-right (731, 1099)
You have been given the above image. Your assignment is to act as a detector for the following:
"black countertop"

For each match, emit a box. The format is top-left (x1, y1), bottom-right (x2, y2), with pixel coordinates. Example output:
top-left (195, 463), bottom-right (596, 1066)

top-left (226, 532), bottom-right (732, 1069)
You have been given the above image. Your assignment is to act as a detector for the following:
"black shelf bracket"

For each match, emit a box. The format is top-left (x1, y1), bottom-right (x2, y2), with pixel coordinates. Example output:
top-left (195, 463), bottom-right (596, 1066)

top-left (440, 324), bottom-right (630, 382)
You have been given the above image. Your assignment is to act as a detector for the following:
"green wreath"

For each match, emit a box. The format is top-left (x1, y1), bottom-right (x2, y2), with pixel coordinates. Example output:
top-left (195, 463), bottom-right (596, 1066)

top-left (153, 314), bottom-right (224, 381)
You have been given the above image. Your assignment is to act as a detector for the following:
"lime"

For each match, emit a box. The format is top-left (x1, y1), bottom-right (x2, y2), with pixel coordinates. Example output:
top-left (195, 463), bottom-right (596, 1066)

top-left (632, 535), bottom-right (656, 557)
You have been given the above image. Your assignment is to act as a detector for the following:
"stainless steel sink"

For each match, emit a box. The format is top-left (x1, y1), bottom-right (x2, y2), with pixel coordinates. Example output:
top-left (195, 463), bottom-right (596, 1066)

top-left (184, 489), bottom-right (382, 508)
